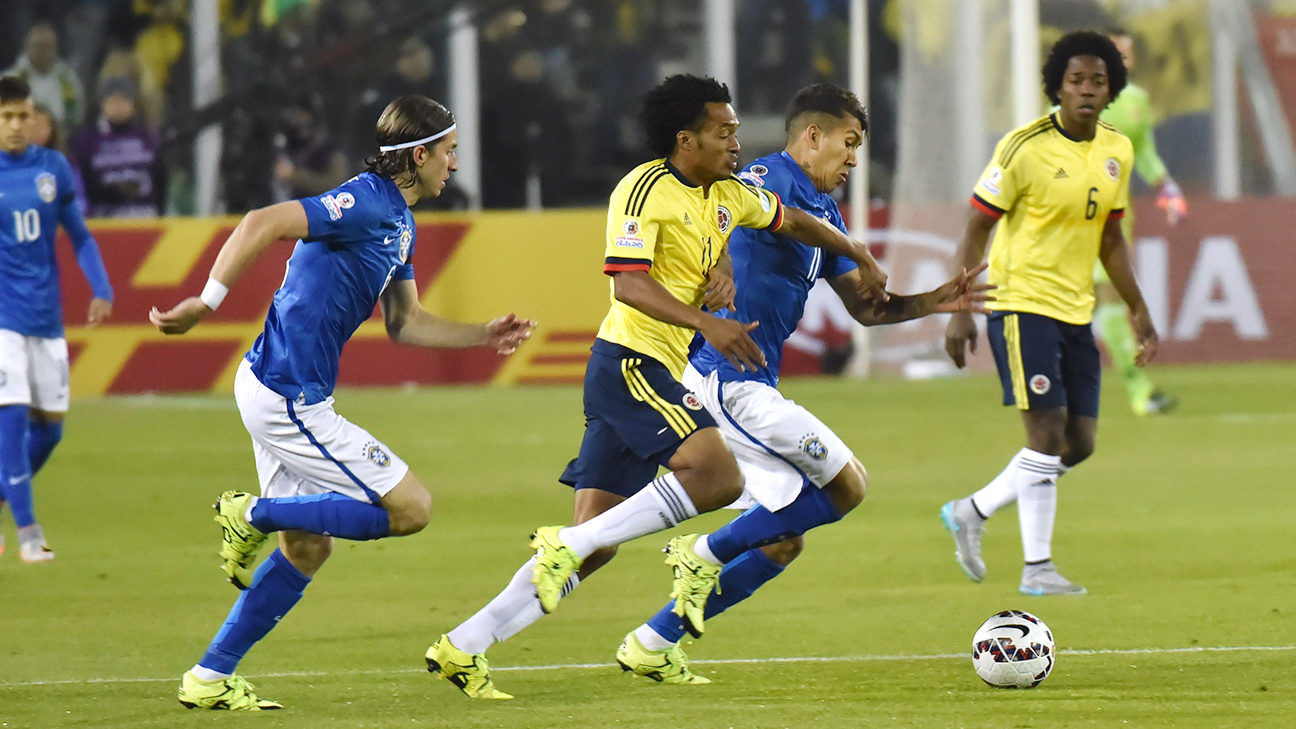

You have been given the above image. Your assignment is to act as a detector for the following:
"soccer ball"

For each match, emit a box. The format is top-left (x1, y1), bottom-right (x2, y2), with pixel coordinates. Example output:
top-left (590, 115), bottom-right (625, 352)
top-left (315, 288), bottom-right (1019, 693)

top-left (971, 610), bottom-right (1055, 688)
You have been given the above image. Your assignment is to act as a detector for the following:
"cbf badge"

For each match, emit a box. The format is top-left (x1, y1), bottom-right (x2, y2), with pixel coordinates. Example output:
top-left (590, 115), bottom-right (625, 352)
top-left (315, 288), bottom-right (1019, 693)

top-left (399, 229), bottom-right (412, 263)
top-left (364, 441), bottom-right (391, 468)
top-left (36, 173), bottom-right (57, 203)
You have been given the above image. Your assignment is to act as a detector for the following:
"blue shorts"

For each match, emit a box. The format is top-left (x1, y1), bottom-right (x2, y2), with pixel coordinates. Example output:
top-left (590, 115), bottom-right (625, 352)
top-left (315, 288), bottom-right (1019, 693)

top-left (559, 340), bottom-right (717, 497)
top-left (986, 311), bottom-right (1101, 418)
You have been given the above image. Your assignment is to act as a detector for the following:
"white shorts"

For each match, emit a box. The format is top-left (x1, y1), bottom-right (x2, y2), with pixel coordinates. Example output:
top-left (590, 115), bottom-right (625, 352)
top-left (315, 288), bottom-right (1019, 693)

top-left (235, 359), bottom-right (409, 503)
top-left (683, 365), bottom-right (853, 512)
top-left (0, 329), bottom-right (70, 412)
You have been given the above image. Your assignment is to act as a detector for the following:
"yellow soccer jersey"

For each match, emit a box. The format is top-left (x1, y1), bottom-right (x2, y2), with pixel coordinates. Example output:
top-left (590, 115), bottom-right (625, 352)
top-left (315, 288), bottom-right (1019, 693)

top-left (971, 112), bottom-right (1133, 325)
top-left (597, 159), bottom-right (784, 378)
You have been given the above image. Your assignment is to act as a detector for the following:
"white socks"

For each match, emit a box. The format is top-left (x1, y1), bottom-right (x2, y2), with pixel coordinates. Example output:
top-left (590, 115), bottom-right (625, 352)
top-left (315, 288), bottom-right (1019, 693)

top-left (447, 557), bottom-right (580, 655)
top-left (557, 473), bottom-right (697, 559)
top-left (190, 665), bottom-right (230, 682)
top-left (635, 624), bottom-right (676, 651)
top-left (969, 450), bottom-right (1024, 517)
top-left (969, 448), bottom-right (1062, 563)
top-left (1013, 450), bottom-right (1061, 563)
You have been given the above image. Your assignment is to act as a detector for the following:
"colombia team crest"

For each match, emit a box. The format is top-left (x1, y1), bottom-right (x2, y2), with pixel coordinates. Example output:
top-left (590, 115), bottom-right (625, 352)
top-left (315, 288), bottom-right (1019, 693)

top-left (716, 205), bottom-right (731, 234)
top-left (1105, 157), bottom-right (1120, 181)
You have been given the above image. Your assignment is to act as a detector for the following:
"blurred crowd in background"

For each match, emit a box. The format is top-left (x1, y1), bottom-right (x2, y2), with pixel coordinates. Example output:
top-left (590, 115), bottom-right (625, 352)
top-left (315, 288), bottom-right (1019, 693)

top-left (4, 0), bottom-right (1294, 218)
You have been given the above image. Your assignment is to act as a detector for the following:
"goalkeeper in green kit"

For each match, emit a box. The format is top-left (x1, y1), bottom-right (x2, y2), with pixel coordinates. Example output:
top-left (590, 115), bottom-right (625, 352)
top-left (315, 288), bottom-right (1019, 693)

top-left (1099, 28), bottom-right (1185, 415)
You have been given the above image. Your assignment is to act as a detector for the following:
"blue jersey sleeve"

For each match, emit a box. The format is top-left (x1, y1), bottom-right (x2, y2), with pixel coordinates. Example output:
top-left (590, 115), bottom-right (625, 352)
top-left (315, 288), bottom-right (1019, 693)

top-left (52, 152), bottom-right (113, 300)
top-left (300, 177), bottom-right (384, 245)
top-left (394, 224), bottom-right (414, 281)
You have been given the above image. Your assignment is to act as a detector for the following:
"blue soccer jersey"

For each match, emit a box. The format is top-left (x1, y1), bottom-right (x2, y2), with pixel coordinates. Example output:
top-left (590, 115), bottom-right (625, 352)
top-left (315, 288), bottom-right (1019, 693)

top-left (690, 151), bottom-right (857, 386)
top-left (246, 173), bottom-right (415, 405)
top-left (0, 145), bottom-right (112, 338)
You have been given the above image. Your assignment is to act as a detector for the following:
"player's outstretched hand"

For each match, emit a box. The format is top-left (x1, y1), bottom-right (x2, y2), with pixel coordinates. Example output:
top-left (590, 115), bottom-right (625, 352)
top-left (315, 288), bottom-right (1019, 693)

top-left (87, 297), bottom-right (113, 327)
top-left (944, 311), bottom-right (978, 369)
top-left (700, 317), bottom-right (765, 373)
top-left (853, 254), bottom-right (890, 305)
top-left (150, 297), bottom-right (212, 335)
top-left (930, 263), bottom-right (996, 315)
top-left (702, 266), bottom-right (736, 312)
top-left (486, 313), bottom-right (536, 355)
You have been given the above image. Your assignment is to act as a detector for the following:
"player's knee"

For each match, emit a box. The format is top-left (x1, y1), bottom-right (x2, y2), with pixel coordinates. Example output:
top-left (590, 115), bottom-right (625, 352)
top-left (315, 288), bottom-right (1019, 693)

top-left (760, 535), bottom-right (804, 566)
top-left (828, 459), bottom-right (868, 514)
top-left (388, 487), bottom-right (432, 536)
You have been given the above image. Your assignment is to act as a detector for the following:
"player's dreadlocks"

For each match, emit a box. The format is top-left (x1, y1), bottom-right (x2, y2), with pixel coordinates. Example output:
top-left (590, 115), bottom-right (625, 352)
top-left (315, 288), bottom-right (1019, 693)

top-left (1042, 31), bottom-right (1128, 106)
top-left (365, 95), bottom-right (455, 187)
top-left (640, 75), bottom-right (732, 159)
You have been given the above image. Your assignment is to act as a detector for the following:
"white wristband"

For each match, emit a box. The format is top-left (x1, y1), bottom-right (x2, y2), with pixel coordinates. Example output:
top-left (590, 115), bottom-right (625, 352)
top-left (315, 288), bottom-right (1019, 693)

top-left (200, 277), bottom-right (229, 310)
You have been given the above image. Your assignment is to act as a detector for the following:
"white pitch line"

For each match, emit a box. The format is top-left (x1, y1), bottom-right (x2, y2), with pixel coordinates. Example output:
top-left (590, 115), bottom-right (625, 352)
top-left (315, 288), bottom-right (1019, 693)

top-left (5, 645), bottom-right (1292, 688)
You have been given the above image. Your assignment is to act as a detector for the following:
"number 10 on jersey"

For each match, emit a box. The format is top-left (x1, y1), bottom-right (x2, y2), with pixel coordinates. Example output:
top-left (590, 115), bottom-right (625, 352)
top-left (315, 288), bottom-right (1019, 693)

top-left (13, 209), bottom-right (40, 243)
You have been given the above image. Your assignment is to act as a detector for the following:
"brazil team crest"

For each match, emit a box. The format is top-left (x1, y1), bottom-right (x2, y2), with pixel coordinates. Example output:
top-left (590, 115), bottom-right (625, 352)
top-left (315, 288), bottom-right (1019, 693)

top-left (800, 434), bottom-right (828, 461)
top-left (36, 173), bottom-right (57, 203)
top-left (399, 229), bottom-right (412, 263)
top-left (364, 441), bottom-right (391, 468)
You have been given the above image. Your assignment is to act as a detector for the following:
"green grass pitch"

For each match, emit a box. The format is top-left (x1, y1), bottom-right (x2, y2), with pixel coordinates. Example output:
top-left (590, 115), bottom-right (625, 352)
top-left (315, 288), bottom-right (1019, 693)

top-left (1, 363), bottom-right (1293, 728)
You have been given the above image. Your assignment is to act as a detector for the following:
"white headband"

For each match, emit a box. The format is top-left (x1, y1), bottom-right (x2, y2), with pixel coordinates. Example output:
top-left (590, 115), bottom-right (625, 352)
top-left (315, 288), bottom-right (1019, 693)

top-left (378, 123), bottom-right (457, 152)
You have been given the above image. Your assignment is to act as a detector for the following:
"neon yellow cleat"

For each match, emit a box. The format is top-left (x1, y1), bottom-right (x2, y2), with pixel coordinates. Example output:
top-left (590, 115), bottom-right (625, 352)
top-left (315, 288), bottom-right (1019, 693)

top-left (213, 491), bottom-right (268, 590)
top-left (425, 634), bottom-right (513, 699)
top-left (616, 632), bottom-right (711, 685)
top-left (178, 671), bottom-right (282, 711)
top-left (664, 534), bottom-right (722, 638)
top-left (529, 525), bottom-right (582, 614)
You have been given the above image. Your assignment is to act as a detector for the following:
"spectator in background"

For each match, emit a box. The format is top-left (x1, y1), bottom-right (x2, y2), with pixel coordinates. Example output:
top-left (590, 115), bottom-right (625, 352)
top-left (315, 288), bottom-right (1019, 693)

top-left (351, 35), bottom-right (440, 165)
top-left (4, 24), bottom-right (84, 130)
top-left (131, 0), bottom-right (188, 128)
top-left (479, 49), bottom-right (574, 208)
top-left (68, 75), bottom-right (163, 218)
top-left (272, 92), bottom-right (349, 201)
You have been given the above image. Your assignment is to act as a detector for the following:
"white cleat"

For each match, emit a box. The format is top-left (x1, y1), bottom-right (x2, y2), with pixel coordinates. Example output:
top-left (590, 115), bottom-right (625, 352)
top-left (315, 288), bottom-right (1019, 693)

top-left (1020, 562), bottom-right (1086, 595)
top-left (940, 498), bottom-right (986, 582)
top-left (20, 540), bottom-right (54, 563)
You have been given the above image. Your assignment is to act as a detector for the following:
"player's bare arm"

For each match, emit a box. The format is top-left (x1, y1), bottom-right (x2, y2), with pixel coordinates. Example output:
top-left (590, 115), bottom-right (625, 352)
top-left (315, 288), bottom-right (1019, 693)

top-left (378, 278), bottom-right (535, 354)
top-left (611, 269), bottom-right (765, 372)
top-left (150, 201), bottom-right (310, 335)
top-left (702, 247), bottom-right (736, 312)
top-left (944, 207), bottom-right (999, 368)
top-left (832, 262), bottom-right (994, 326)
top-left (1098, 216), bottom-right (1158, 365)
top-left (774, 206), bottom-right (888, 302)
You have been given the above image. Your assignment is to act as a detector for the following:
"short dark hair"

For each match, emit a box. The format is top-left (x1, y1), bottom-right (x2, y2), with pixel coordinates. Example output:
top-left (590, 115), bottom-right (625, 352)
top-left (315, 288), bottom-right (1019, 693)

top-left (640, 75), bottom-right (732, 158)
top-left (364, 95), bottom-right (455, 186)
top-left (1042, 31), bottom-right (1128, 105)
top-left (0, 75), bottom-right (32, 104)
top-left (785, 83), bottom-right (868, 137)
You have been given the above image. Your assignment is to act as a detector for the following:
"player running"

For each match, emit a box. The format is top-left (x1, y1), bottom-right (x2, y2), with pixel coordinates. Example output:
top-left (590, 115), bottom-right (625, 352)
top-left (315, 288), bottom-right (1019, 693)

top-left (151, 95), bottom-right (534, 711)
top-left (0, 75), bottom-right (113, 563)
top-left (941, 32), bottom-right (1158, 596)
top-left (426, 75), bottom-right (890, 700)
top-left (615, 83), bottom-right (993, 684)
